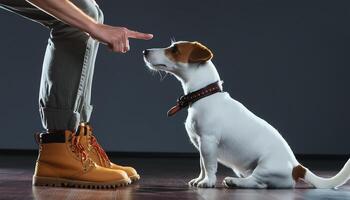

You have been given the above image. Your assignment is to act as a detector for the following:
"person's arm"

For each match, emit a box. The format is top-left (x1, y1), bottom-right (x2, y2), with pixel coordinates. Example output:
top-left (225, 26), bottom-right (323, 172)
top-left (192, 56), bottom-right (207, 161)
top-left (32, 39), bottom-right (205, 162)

top-left (26, 0), bottom-right (153, 53)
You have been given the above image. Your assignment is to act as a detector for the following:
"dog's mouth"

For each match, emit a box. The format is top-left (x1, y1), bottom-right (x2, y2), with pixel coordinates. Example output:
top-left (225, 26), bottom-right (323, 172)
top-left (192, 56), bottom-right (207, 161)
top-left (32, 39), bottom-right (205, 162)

top-left (143, 56), bottom-right (168, 71)
top-left (152, 64), bottom-right (167, 68)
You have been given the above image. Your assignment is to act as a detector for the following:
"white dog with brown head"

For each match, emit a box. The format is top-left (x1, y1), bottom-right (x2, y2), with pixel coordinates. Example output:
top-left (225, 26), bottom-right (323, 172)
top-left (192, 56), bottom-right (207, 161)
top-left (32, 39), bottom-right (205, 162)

top-left (143, 41), bottom-right (350, 188)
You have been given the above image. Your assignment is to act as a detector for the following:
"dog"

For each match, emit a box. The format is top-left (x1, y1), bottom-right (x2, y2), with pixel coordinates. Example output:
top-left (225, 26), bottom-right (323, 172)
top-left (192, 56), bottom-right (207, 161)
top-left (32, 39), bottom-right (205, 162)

top-left (143, 41), bottom-right (350, 188)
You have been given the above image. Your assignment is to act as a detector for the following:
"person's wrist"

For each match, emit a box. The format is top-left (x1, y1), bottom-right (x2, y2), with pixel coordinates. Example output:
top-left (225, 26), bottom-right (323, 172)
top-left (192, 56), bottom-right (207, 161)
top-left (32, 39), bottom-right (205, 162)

top-left (86, 21), bottom-right (100, 36)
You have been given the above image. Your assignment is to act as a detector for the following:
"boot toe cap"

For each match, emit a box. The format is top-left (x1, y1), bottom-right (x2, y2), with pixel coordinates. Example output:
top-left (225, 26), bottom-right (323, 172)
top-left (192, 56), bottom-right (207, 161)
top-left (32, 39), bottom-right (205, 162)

top-left (110, 163), bottom-right (139, 179)
top-left (92, 165), bottom-right (130, 182)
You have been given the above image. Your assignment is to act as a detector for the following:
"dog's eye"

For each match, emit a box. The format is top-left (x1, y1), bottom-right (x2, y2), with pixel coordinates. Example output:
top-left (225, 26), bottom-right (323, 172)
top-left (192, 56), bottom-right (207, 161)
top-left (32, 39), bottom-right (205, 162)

top-left (171, 45), bottom-right (178, 53)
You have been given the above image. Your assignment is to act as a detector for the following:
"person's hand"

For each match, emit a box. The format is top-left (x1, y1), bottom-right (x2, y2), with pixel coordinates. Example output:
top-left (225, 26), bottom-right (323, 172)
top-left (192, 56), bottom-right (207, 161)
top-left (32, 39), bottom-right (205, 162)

top-left (89, 23), bottom-right (153, 53)
top-left (26, 0), bottom-right (152, 53)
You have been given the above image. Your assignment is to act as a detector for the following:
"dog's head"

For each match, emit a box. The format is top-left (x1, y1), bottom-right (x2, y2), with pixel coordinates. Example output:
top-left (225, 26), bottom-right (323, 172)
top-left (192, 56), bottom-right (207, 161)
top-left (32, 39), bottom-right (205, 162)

top-left (143, 41), bottom-right (213, 76)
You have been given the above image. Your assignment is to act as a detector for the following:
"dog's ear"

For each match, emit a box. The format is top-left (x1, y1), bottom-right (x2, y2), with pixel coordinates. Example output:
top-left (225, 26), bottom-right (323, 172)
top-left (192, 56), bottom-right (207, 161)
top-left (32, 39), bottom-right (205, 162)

top-left (189, 42), bottom-right (213, 63)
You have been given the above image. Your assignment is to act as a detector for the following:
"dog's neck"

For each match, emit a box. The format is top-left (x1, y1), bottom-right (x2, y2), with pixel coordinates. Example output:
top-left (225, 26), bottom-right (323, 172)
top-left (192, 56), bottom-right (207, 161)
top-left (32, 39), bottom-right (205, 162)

top-left (177, 61), bottom-right (222, 95)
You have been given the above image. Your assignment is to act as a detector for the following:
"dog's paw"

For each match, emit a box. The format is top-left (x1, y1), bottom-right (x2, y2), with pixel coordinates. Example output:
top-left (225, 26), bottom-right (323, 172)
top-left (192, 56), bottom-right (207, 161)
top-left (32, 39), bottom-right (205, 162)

top-left (188, 177), bottom-right (202, 187)
top-left (223, 177), bottom-right (237, 188)
top-left (197, 177), bottom-right (216, 188)
top-left (223, 176), bottom-right (267, 189)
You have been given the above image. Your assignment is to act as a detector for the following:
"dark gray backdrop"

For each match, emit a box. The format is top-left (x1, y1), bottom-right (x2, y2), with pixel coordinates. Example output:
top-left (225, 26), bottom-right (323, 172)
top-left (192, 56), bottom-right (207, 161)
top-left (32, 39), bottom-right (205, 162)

top-left (0, 0), bottom-right (349, 154)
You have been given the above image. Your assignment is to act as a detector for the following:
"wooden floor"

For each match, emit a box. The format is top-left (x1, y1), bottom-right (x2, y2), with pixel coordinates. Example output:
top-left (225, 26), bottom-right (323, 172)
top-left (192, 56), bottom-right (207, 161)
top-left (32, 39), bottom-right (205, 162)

top-left (0, 153), bottom-right (349, 200)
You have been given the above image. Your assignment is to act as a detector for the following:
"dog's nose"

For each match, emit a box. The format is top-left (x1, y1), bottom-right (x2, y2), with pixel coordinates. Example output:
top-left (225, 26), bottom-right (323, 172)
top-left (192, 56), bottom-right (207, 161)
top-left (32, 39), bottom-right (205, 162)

top-left (143, 49), bottom-right (150, 56)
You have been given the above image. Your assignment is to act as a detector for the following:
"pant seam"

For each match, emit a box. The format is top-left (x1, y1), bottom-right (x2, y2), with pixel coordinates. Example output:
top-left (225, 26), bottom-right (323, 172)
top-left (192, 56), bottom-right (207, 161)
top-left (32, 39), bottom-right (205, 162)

top-left (73, 38), bottom-right (93, 116)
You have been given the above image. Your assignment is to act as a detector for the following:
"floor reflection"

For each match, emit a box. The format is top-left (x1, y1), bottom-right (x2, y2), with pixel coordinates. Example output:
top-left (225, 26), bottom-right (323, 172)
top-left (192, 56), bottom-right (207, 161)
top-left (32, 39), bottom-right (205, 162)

top-left (32, 184), bottom-right (135, 200)
top-left (302, 189), bottom-right (350, 200)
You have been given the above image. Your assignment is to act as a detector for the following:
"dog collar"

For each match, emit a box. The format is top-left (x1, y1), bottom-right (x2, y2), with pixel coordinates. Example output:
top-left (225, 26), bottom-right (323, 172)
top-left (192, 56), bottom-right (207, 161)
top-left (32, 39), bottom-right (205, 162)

top-left (167, 80), bottom-right (224, 117)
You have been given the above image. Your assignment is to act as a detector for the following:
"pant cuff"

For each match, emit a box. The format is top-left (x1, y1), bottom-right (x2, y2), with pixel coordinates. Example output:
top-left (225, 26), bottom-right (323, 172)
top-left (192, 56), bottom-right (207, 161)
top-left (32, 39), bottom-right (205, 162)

top-left (39, 107), bottom-right (80, 131)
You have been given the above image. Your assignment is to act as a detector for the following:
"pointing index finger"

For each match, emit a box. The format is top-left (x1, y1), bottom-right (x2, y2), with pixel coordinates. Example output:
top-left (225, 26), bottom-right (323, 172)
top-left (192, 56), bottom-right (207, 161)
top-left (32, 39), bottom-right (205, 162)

top-left (127, 29), bottom-right (153, 40)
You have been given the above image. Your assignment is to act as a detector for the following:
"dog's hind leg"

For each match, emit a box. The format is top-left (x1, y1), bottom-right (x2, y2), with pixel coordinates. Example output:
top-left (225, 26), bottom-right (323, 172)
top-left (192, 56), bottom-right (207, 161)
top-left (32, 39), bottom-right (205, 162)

top-left (232, 168), bottom-right (244, 178)
top-left (223, 163), bottom-right (295, 189)
top-left (223, 175), bottom-right (267, 189)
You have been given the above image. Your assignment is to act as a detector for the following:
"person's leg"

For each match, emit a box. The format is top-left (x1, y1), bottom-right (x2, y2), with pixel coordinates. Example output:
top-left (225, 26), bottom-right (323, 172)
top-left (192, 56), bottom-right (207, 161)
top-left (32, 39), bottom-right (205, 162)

top-left (40, 0), bottom-right (103, 131)
top-left (0, 0), bottom-right (132, 188)
top-left (0, 0), bottom-right (103, 131)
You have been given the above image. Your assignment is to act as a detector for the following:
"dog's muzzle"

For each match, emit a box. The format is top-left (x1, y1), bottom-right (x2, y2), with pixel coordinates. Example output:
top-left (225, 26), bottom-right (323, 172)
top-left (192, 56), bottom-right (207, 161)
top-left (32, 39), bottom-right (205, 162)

top-left (143, 49), bottom-right (150, 56)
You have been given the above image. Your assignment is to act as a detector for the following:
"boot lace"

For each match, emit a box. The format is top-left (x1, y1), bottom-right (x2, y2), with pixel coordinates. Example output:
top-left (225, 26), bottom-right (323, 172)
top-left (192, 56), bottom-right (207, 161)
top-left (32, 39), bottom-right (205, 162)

top-left (87, 126), bottom-right (111, 167)
top-left (69, 134), bottom-right (94, 171)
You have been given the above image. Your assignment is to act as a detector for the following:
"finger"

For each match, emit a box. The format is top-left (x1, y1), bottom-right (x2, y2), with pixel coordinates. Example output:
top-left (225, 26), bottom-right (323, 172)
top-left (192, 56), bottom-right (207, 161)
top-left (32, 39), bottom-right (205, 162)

top-left (112, 40), bottom-right (122, 53)
top-left (124, 39), bottom-right (130, 52)
top-left (113, 44), bottom-right (119, 53)
top-left (118, 40), bottom-right (126, 53)
top-left (123, 33), bottom-right (130, 52)
top-left (127, 30), bottom-right (153, 40)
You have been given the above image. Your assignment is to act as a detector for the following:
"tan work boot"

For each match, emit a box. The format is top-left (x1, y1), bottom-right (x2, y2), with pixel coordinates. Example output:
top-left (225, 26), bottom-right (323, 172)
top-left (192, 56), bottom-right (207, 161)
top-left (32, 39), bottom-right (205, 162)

top-left (77, 123), bottom-right (140, 182)
top-left (33, 130), bottom-right (131, 189)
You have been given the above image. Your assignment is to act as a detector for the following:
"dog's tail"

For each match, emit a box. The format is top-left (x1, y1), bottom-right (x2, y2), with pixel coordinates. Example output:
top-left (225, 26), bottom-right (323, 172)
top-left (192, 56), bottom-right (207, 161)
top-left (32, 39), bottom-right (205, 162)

top-left (293, 159), bottom-right (350, 189)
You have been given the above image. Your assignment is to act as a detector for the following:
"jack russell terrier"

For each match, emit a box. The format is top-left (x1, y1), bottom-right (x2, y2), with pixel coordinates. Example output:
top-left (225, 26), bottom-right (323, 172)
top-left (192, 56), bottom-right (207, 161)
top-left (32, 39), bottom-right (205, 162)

top-left (143, 41), bottom-right (350, 189)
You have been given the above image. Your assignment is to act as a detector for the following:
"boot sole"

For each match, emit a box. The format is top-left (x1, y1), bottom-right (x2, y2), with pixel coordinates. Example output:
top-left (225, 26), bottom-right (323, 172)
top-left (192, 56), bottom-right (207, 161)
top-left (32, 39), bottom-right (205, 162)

top-left (33, 175), bottom-right (131, 189)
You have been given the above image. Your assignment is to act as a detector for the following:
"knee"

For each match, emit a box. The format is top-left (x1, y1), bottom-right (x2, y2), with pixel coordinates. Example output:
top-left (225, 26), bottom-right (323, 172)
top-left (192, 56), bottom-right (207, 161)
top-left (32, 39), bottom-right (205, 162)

top-left (76, 0), bottom-right (104, 23)
top-left (92, 5), bottom-right (104, 23)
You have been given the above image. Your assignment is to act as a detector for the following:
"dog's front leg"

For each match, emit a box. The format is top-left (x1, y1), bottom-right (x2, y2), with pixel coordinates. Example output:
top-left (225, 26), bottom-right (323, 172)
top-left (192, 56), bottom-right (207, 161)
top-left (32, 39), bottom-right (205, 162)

top-left (196, 135), bottom-right (218, 188)
top-left (189, 156), bottom-right (205, 186)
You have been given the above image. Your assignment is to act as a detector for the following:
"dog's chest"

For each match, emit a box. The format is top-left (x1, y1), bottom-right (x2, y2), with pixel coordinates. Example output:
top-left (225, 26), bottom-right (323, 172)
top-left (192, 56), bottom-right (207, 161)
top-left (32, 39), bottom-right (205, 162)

top-left (184, 97), bottom-right (221, 147)
top-left (185, 115), bottom-right (199, 136)
top-left (185, 118), bottom-right (198, 135)
top-left (185, 114), bottom-right (201, 147)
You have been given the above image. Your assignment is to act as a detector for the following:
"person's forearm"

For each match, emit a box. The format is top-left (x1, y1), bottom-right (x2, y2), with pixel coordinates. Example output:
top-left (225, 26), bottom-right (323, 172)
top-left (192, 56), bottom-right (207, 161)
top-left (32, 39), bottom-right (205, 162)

top-left (26, 0), bottom-right (153, 53)
top-left (26, 0), bottom-right (98, 34)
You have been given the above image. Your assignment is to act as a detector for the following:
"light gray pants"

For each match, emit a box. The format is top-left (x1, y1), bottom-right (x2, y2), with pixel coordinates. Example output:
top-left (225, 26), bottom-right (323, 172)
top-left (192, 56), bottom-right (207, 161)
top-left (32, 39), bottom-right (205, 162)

top-left (0, 0), bottom-right (103, 131)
